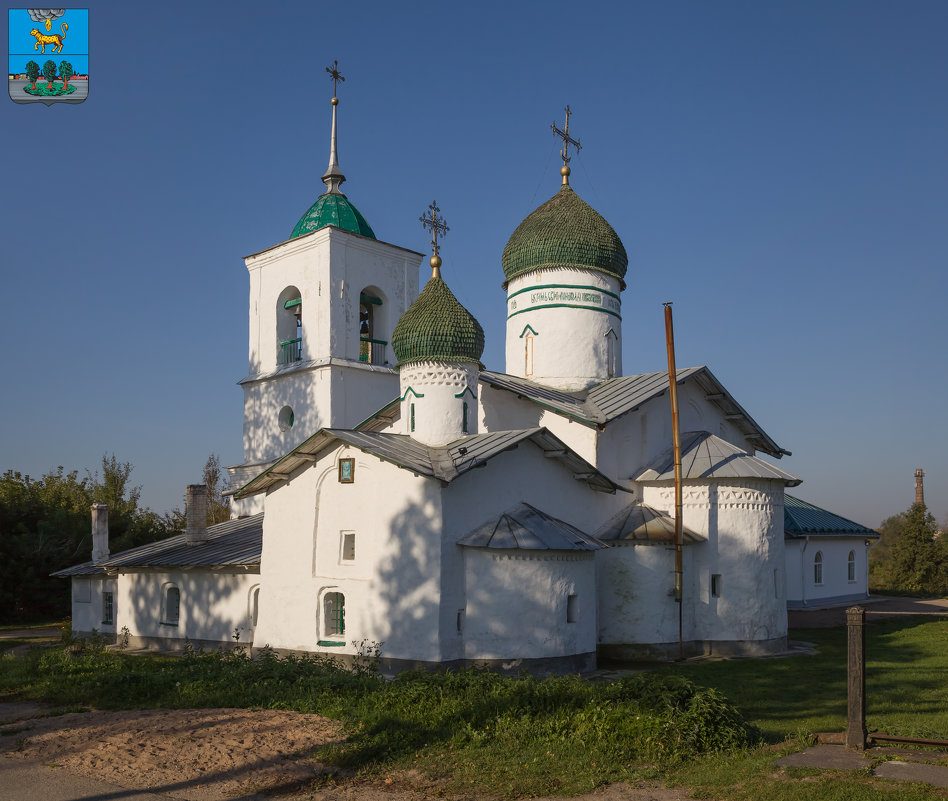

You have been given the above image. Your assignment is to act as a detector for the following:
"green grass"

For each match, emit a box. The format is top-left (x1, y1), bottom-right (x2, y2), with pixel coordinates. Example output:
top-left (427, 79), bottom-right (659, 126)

top-left (1, 617), bottom-right (946, 799)
top-left (661, 617), bottom-right (948, 742)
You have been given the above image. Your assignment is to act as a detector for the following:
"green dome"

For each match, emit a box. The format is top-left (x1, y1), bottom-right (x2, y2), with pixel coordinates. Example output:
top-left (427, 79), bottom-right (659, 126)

top-left (291, 192), bottom-right (376, 240)
top-left (392, 275), bottom-right (485, 368)
top-left (501, 185), bottom-right (627, 285)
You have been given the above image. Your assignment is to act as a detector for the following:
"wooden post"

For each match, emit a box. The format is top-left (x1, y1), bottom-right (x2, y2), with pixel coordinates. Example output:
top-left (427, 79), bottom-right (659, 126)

top-left (846, 606), bottom-right (867, 750)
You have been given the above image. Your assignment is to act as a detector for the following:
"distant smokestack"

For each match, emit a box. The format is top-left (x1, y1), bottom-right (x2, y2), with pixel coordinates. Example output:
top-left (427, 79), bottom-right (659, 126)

top-left (185, 484), bottom-right (208, 545)
top-left (915, 468), bottom-right (925, 507)
top-left (91, 503), bottom-right (109, 564)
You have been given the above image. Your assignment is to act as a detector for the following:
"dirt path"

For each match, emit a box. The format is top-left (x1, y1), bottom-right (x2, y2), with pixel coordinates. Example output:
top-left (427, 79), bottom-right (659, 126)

top-left (0, 704), bottom-right (691, 801)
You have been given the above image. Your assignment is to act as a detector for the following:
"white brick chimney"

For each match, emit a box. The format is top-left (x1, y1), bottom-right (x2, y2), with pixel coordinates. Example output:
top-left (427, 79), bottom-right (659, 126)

top-left (91, 503), bottom-right (109, 564)
top-left (185, 484), bottom-right (208, 545)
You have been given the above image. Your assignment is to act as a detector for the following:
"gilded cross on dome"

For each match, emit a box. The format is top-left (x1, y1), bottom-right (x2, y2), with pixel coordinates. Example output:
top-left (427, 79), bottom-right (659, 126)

top-left (419, 201), bottom-right (450, 278)
top-left (420, 201), bottom-right (449, 257)
top-left (551, 105), bottom-right (582, 185)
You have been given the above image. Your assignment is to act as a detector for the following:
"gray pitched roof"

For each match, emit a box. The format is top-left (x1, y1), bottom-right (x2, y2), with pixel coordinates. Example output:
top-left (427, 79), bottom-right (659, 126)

top-left (458, 502), bottom-right (607, 551)
top-left (636, 431), bottom-right (801, 486)
top-left (784, 495), bottom-right (879, 538)
top-left (479, 367), bottom-right (789, 458)
top-left (593, 502), bottom-right (705, 544)
top-left (234, 427), bottom-right (621, 499)
top-left (51, 514), bottom-right (264, 577)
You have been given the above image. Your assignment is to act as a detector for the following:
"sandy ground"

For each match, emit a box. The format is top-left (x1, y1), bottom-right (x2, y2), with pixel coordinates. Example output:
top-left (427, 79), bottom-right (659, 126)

top-left (0, 704), bottom-right (691, 801)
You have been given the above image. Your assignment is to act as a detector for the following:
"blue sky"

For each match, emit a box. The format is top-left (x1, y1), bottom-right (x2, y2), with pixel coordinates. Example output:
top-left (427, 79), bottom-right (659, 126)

top-left (1, 0), bottom-right (945, 528)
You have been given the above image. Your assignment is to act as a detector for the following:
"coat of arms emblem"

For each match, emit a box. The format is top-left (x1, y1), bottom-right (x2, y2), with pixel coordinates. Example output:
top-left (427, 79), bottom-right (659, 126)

top-left (8, 8), bottom-right (88, 105)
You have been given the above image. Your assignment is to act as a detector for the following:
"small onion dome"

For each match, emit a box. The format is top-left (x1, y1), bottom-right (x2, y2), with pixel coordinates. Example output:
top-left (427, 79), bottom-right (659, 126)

top-left (501, 185), bottom-right (627, 287)
top-left (290, 193), bottom-right (376, 240)
top-left (392, 275), bottom-right (485, 368)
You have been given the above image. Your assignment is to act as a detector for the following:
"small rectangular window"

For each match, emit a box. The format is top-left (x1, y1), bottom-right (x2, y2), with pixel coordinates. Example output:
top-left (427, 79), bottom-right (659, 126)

top-left (774, 569), bottom-right (780, 599)
top-left (338, 457), bottom-right (355, 483)
top-left (456, 608), bottom-right (465, 635)
top-left (566, 594), bottom-right (578, 623)
top-left (462, 401), bottom-right (469, 434)
top-left (410, 403), bottom-right (416, 432)
top-left (341, 531), bottom-right (356, 562)
top-left (525, 335), bottom-right (534, 376)
top-left (102, 591), bottom-right (114, 625)
top-left (711, 574), bottom-right (722, 598)
top-left (72, 578), bottom-right (91, 603)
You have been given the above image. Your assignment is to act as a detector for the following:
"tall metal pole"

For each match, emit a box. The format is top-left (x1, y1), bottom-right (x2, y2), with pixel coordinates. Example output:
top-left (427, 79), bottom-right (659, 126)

top-left (663, 303), bottom-right (684, 660)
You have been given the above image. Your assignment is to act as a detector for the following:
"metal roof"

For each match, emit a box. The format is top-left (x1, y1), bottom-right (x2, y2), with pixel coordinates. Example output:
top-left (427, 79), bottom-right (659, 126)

top-left (479, 367), bottom-right (788, 458)
top-left (636, 431), bottom-right (801, 486)
top-left (234, 427), bottom-right (621, 499)
top-left (593, 502), bottom-right (705, 544)
top-left (784, 495), bottom-right (879, 538)
top-left (52, 514), bottom-right (263, 576)
top-left (51, 561), bottom-right (107, 578)
top-left (458, 502), bottom-right (607, 551)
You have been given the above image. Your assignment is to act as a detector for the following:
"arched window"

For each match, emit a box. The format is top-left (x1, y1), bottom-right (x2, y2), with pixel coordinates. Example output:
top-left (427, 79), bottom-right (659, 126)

top-left (277, 286), bottom-right (302, 364)
top-left (249, 585), bottom-right (260, 628)
top-left (847, 550), bottom-right (856, 583)
top-left (359, 289), bottom-right (386, 364)
top-left (324, 592), bottom-right (345, 637)
top-left (520, 324), bottom-right (538, 377)
top-left (163, 584), bottom-right (180, 625)
top-left (605, 329), bottom-right (617, 378)
top-left (813, 552), bottom-right (823, 586)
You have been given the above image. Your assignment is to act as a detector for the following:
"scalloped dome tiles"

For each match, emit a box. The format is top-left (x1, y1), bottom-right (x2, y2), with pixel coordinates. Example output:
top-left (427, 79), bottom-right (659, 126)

top-left (501, 185), bottom-right (627, 285)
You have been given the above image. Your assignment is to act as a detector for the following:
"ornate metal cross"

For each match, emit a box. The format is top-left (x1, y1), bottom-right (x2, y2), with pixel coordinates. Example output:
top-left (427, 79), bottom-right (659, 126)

top-left (551, 105), bottom-right (582, 166)
top-left (326, 60), bottom-right (345, 97)
top-left (419, 201), bottom-right (450, 257)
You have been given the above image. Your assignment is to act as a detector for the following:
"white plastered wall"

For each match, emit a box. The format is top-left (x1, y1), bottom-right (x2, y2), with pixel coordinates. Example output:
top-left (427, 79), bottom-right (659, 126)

top-left (116, 569), bottom-right (258, 646)
top-left (505, 267), bottom-right (622, 391)
top-left (638, 479), bottom-right (787, 649)
top-left (70, 576), bottom-right (117, 635)
top-left (439, 444), bottom-right (615, 662)
top-left (785, 537), bottom-right (871, 608)
top-left (235, 227), bottom-right (421, 490)
top-left (245, 227), bottom-right (421, 376)
top-left (253, 444), bottom-right (445, 660)
top-left (597, 543), bottom-right (696, 647)
top-left (400, 362), bottom-right (478, 444)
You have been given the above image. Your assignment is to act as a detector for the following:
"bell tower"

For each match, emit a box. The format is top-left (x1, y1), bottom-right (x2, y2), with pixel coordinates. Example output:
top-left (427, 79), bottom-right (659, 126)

top-left (229, 63), bottom-right (423, 513)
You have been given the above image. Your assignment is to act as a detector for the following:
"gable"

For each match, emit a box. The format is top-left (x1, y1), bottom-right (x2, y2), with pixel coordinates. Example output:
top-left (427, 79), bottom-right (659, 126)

top-left (479, 367), bottom-right (788, 459)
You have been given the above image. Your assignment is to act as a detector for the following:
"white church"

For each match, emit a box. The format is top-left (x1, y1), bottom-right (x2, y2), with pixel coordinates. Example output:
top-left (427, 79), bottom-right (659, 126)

top-left (56, 80), bottom-right (879, 671)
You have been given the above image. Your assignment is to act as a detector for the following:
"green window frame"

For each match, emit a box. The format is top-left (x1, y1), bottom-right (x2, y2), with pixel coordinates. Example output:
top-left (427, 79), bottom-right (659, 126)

top-left (462, 401), bottom-right (469, 433)
top-left (410, 403), bottom-right (415, 432)
top-left (324, 592), bottom-right (345, 637)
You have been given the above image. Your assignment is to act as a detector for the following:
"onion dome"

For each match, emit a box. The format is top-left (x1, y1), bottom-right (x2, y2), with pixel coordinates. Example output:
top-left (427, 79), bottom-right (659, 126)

top-left (392, 263), bottom-right (485, 368)
top-left (501, 184), bottom-right (628, 286)
top-left (291, 62), bottom-right (376, 241)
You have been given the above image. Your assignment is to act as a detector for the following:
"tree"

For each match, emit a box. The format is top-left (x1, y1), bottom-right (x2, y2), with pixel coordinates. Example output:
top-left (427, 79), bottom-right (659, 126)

top-left (871, 502), bottom-right (945, 595)
top-left (25, 60), bottom-right (39, 90)
top-left (0, 456), bottom-right (182, 622)
top-left (41, 59), bottom-right (57, 89)
top-left (203, 454), bottom-right (231, 525)
top-left (58, 60), bottom-right (73, 88)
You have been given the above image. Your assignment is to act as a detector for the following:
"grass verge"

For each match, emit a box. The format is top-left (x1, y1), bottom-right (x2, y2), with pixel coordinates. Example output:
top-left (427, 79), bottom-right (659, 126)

top-left (1, 616), bottom-right (946, 799)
